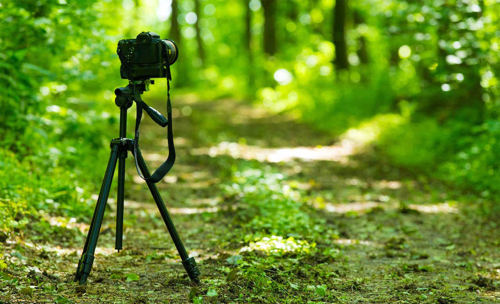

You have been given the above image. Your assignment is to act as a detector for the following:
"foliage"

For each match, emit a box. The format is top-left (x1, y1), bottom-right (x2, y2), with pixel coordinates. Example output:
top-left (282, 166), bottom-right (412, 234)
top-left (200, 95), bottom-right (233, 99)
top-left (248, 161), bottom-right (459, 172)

top-left (223, 163), bottom-right (325, 241)
top-left (440, 120), bottom-right (500, 203)
top-left (0, 0), bottom-right (499, 301)
top-left (212, 162), bottom-right (341, 302)
top-left (0, 0), bottom-right (121, 246)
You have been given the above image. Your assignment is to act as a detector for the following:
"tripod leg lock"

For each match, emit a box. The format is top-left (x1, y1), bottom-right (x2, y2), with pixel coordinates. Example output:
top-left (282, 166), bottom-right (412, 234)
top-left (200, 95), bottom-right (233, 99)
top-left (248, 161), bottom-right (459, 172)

top-left (182, 257), bottom-right (200, 283)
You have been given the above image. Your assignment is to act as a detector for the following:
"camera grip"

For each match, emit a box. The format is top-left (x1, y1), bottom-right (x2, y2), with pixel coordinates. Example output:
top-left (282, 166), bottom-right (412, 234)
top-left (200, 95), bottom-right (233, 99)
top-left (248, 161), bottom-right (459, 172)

top-left (144, 105), bottom-right (168, 127)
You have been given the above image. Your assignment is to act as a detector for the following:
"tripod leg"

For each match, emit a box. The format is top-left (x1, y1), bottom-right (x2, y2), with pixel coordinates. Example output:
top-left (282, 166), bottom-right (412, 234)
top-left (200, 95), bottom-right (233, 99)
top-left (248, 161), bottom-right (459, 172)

top-left (134, 148), bottom-right (200, 283)
top-left (115, 147), bottom-right (126, 251)
top-left (75, 144), bottom-right (119, 284)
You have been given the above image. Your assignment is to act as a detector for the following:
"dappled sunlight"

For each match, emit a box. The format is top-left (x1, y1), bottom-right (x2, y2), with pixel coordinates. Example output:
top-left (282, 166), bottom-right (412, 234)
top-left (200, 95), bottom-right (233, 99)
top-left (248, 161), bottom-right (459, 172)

top-left (23, 241), bottom-right (115, 257)
top-left (40, 245), bottom-right (76, 257)
top-left (94, 247), bottom-right (119, 256)
top-left (132, 175), bottom-right (218, 187)
top-left (40, 245), bottom-right (115, 257)
top-left (142, 152), bottom-right (170, 162)
top-left (175, 180), bottom-right (217, 189)
top-left (317, 201), bottom-right (381, 214)
top-left (42, 213), bottom-right (89, 233)
top-left (192, 114), bottom-right (406, 163)
top-left (158, 136), bottom-right (189, 147)
top-left (132, 175), bottom-right (146, 184)
top-left (375, 180), bottom-right (402, 190)
top-left (185, 197), bottom-right (221, 206)
top-left (89, 195), bottom-right (157, 212)
top-left (88, 196), bottom-right (222, 215)
top-left (240, 236), bottom-right (315, 255)
top-left (193, 140), bottom-right (356, 163)
top-left (334, 239), bottom-right (377, 246)
top-left (312, 201), bottom-right (459, 214)
top-left (169, 206), bottom-right (219, 214)
top-left (4, 0), bottom-right (498, 301)
top-left (408, 203), bottom-right (458, 214)
top-left (120, 199), bottom-right (157, 211)
top-left (341, 113), bottom-right (406, 146)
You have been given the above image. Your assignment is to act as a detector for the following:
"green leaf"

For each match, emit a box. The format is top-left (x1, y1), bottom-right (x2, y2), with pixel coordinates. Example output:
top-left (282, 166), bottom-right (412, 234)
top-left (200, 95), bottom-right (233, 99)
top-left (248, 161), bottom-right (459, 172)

top-left (315, 285), bottom-right (327, 297)
top-left (226, 255), bottom-right (243, 265)
top-left (55, 296), bottom-right (72, 304)
top-left (125, 273), bottom-right (140, 282)
top-left (206, 288), bottom-right (218, 297)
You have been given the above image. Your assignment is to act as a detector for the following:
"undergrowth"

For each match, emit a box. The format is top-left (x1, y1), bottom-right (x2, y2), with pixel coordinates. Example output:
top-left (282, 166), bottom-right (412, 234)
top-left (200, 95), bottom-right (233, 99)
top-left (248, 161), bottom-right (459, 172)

top-left (191, 162), bottom-right (342, 303)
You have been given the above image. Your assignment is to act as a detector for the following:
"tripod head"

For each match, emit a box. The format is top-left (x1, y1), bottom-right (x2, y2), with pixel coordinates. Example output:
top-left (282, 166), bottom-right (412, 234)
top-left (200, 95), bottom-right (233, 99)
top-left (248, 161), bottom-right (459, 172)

top-left (114, 80), bottom-right (168, 127)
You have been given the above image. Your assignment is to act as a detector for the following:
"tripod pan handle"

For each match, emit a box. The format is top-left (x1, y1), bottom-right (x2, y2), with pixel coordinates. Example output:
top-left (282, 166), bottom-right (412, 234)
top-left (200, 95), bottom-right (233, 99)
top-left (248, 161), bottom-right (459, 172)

top-left (144, 104), bottom-right (168, 127)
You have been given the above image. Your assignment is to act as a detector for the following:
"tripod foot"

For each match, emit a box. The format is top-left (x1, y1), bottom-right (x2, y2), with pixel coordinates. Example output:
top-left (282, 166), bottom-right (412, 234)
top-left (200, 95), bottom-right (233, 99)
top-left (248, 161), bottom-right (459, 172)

top-left (74, 253), bottom-right (94, 284)
top-left (182, 257), bottom-right (200, 283)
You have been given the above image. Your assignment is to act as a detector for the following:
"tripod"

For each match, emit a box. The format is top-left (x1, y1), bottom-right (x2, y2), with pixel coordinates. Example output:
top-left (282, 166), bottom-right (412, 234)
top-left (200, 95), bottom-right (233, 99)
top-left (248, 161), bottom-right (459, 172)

top-left (74, 80), bottom-right (200, 284)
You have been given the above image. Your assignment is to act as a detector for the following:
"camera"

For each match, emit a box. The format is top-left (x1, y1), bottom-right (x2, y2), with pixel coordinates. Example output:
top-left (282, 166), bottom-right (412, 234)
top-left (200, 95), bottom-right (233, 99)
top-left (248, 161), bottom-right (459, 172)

top-left (117, 32), bottom-right (178, 80)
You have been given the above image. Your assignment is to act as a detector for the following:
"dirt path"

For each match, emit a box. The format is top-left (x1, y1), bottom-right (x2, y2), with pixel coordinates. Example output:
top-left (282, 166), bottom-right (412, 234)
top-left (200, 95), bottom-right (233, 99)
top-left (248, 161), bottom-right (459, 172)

top-left (2, 97), bottom-right (499, 303)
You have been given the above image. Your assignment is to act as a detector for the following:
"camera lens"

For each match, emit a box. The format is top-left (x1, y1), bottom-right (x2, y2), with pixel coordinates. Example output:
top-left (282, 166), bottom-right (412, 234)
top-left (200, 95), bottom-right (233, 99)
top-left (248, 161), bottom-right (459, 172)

top-left (163, 39), bottom-right (178, 65)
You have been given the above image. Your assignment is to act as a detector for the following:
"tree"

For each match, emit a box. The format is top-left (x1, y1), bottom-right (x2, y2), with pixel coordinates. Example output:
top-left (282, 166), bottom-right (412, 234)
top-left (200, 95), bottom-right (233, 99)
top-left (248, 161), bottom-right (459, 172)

top-left (262, 0), bottom-right (277, 55)
top-left (353, 10), bottom-right (368, 65)
top-left (333, 0), bottom-right (348, 70)
top-left (243, 0), bottom-right (254, 89)
top-left (169, 0), bottom-right (188, 85)
top-left (170, 0), bottom-right (181, 44)
top-left (194, 0), bottom-right (205, 66)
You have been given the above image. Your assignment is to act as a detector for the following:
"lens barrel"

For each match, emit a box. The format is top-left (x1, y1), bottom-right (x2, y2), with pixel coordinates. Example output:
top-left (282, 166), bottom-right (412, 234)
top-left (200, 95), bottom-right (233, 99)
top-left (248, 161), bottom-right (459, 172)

top-left (163, 39), bottom-right (178, 65)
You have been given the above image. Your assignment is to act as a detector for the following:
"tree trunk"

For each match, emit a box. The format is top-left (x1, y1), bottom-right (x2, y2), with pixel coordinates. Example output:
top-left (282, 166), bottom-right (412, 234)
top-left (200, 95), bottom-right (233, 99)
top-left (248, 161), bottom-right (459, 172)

top-left (261, 0), bottom-right (277, 55)
top-left (170, 0), bottom-right (181, 44)
top-left (309, 0), bottom-right (322, 35)
top-left (194, 0), bottom-right (205, 66)
top-left (353, 10), bottom-right (368, 65)
top-left (244, 0), bottom-right (251, 52)
top-left (169, 0), bottom-right (188, 86)
top-left (333, 0), bottom-right (348, 70)
top-left (243, 0), bottom-right (254, 91)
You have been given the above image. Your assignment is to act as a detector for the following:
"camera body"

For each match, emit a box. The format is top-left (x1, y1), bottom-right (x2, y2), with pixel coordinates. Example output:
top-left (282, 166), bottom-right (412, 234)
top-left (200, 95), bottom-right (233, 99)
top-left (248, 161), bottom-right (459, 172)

top-left (117, 32), bottom-right (178, 80)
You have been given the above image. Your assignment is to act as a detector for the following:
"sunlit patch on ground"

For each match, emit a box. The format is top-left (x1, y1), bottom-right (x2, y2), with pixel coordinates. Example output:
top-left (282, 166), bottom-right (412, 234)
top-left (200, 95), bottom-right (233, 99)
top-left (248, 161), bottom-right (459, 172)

top-left (407, 202), bottom-right (458, 213)
top-left (117, 199), bottom-right (157, 211)
top-left (142, 152), bottom-right (169, 162)
top-left (375, 180), bottom-right (402, 190)
top-left (158, 136), bottom-right (189, 147)
top-left (185, 197), bottom-right (221, 206)
top-left (37, 245), bottom-right (78, 256)
top-left (42, 214), bottom-right (89, 233)
top-left (176, 179), bottom-right (217, 189)
top-left (192, 114), bottom-right (405, 163)
top-left (318, 201), bottom-right (381, 213)
top-left (193, 140), bottom-right (357, 163)
top-left (311, 199), bottom-right (459, 214)
top-left (169, 206), bottom-right (219, 214)
top-left (334, 239), bottom-right (377, 246)
top-left (239, 236), bottom-right (315, 255)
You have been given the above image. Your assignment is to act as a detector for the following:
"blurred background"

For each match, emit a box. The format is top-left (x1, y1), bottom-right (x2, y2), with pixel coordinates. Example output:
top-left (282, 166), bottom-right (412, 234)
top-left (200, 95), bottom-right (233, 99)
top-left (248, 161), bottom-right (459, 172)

top-left (0, 0), bottom-right (499, 231)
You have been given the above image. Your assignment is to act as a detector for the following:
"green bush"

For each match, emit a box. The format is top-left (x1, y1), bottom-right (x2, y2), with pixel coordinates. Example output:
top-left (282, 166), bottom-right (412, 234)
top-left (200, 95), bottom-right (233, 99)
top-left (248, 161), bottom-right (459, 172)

top-left (377, 118), bottom-right (452, 169)
top-left (440, 121), bottom-right (500, 202)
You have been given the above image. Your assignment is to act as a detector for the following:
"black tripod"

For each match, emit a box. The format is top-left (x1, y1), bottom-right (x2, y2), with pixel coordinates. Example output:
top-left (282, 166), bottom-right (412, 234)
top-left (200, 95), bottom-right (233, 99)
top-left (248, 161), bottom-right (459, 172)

top-left (74, 80), bottom-right (200, 284)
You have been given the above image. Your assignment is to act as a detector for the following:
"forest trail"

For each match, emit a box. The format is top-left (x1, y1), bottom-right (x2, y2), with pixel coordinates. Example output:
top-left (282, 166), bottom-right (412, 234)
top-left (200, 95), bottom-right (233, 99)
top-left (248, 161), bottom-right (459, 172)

top-left (3, 97), bottom-right (499, 303)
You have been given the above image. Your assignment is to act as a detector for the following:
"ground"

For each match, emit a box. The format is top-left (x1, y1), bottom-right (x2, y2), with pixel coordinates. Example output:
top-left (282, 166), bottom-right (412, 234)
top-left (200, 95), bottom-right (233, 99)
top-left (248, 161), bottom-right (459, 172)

top-left (1, 96), bottom-right (499, 303)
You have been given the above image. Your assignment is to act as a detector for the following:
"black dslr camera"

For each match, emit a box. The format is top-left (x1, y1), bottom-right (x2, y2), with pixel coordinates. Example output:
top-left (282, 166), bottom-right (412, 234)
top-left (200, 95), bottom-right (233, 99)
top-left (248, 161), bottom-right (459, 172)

top-left (117, 32), bottom-right (178, 80)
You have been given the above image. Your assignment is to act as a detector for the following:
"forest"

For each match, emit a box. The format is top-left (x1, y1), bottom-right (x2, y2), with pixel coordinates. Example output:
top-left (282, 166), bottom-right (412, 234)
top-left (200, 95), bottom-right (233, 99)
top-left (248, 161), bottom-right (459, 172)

top-left (0, 0), bottom-right (499, 303)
